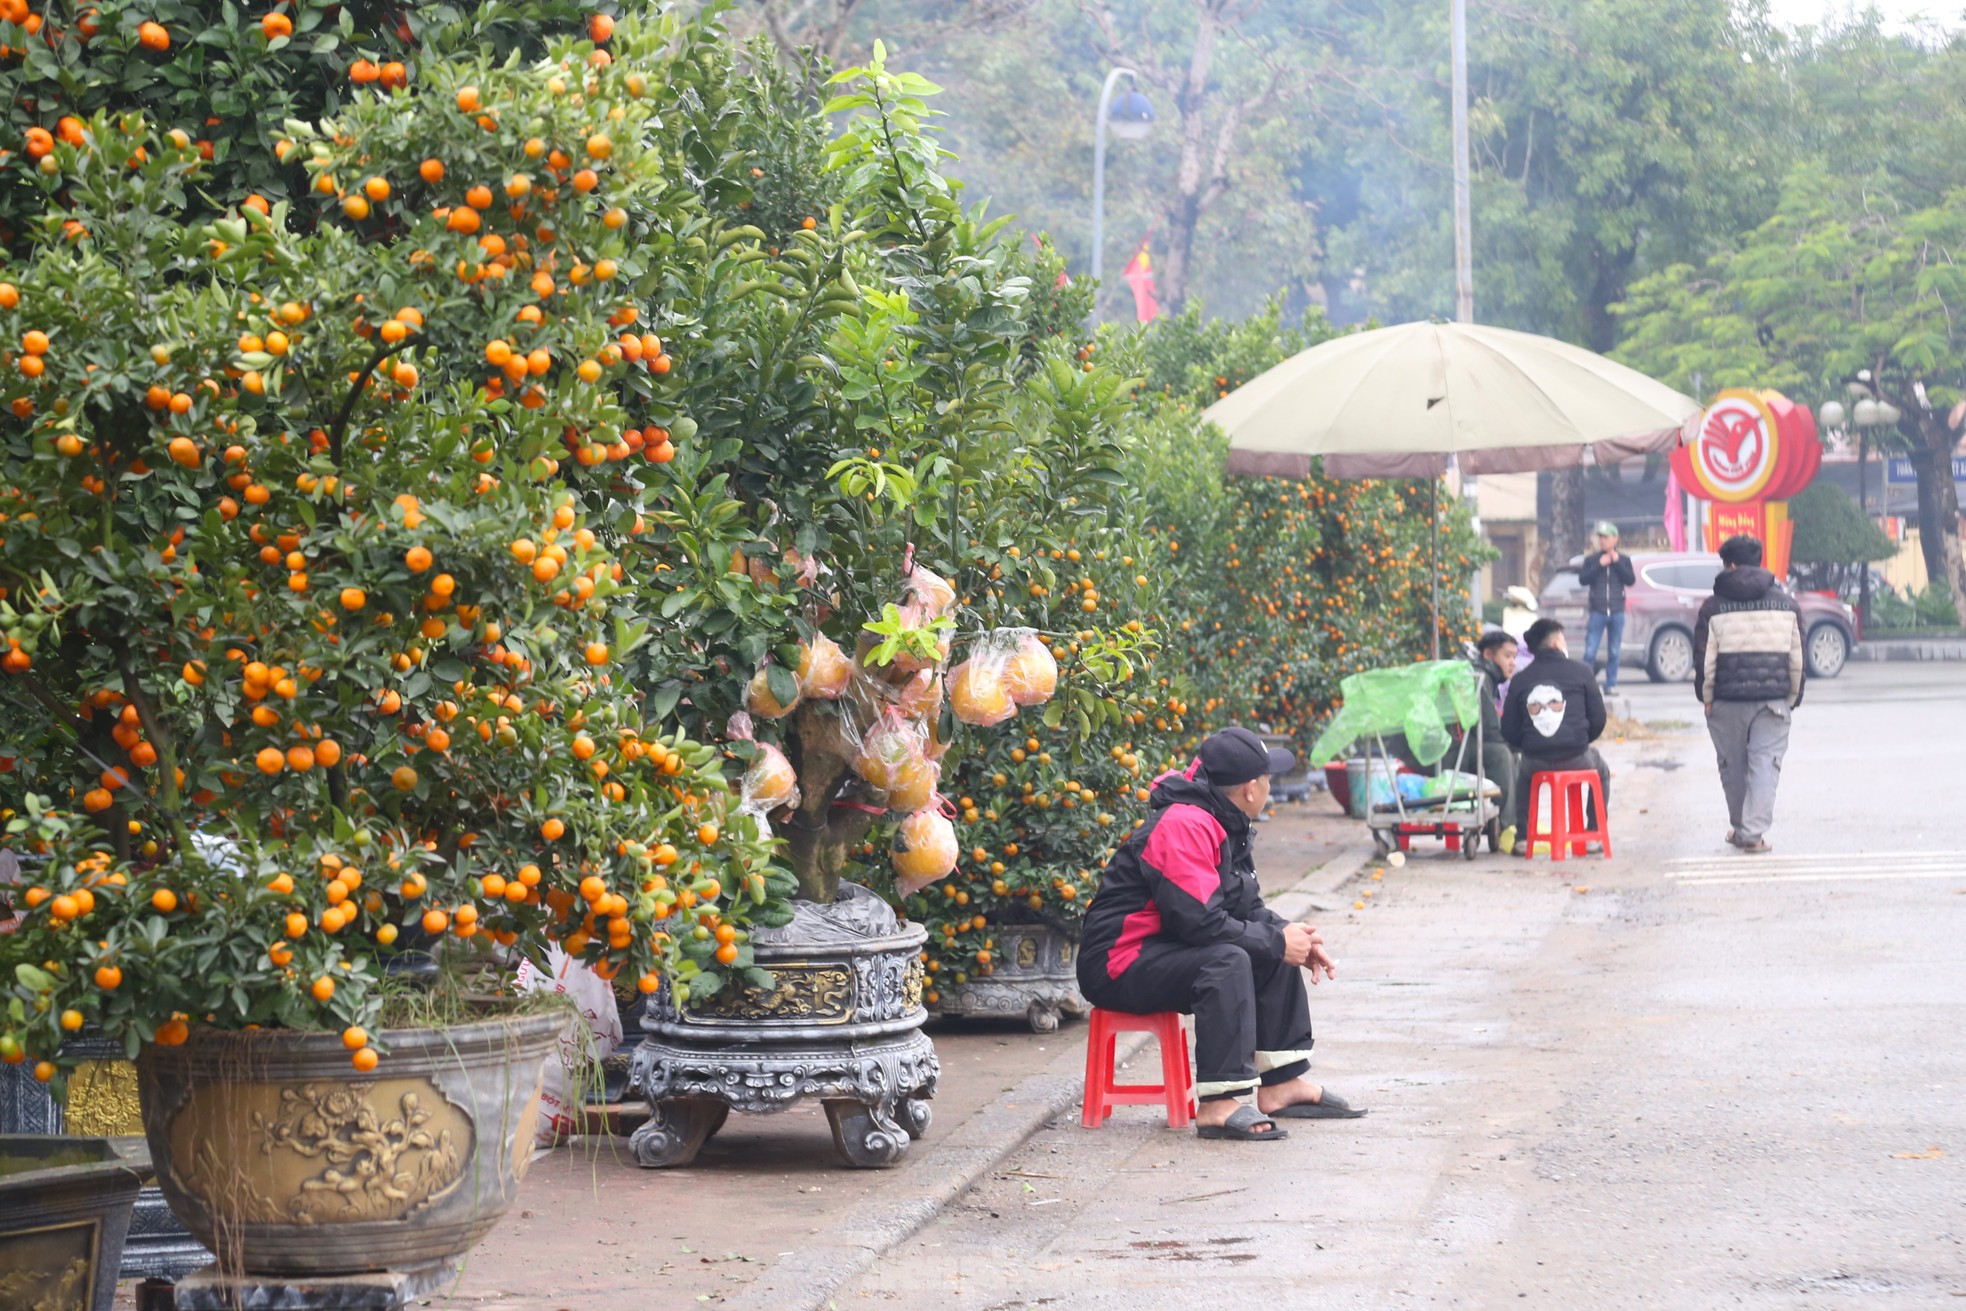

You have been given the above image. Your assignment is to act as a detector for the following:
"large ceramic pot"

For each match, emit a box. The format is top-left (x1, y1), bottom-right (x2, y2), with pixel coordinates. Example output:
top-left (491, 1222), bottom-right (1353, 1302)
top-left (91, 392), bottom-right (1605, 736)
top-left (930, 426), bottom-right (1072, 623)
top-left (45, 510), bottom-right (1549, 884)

top-left (933, 920), bottom-right (1089, 1034)
top-left (136, 1010), bottom-right (560, 1282)
top-left (0, 1134), bottom-right (147, 1311)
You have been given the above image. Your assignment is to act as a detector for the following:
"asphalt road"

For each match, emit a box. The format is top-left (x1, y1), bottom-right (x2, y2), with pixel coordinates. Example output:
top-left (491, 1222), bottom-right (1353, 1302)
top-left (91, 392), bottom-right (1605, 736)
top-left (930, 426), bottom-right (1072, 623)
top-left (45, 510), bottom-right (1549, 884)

top-left (841, 662), bottom-right (1966, 1309)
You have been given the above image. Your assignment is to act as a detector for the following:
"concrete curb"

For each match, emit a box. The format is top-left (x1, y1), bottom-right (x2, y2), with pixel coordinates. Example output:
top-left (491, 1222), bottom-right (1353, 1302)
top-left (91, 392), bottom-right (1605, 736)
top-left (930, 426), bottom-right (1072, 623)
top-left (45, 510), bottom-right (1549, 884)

top-left (1850, 637), bottom-right (1966, 661)
top-left (724, 846), bottom-right (1373, 1311)
top-left (722, 1030), bottom-right (1153, 1311)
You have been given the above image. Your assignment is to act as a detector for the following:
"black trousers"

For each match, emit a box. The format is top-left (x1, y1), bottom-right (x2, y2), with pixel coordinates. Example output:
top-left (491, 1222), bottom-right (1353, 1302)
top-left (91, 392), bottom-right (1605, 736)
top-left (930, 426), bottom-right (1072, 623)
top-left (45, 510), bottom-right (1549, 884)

top-left (1515, 749), bottom-right (1609, 834)
top-left (1081, 939), bottom-right (1315, 1100)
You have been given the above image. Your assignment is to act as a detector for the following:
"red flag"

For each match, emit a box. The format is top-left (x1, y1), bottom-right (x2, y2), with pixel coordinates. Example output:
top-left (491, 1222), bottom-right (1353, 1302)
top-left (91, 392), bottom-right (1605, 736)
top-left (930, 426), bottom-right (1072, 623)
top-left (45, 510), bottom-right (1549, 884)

top-left (1122, 238), bottom-right (1159, 323)
top-left (1663, 465), bottom-right (1687, 552)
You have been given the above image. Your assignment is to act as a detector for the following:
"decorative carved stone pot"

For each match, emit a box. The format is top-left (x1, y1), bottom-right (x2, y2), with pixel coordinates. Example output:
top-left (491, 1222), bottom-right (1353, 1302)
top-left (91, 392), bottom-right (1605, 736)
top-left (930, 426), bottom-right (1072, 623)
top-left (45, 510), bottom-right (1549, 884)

top-left (628, 882), bottom-right (938, 1169)
top-left (136, 1010), bottom-right (560, 1285)
top-left (933, 921), bottom-right (1090, 1034)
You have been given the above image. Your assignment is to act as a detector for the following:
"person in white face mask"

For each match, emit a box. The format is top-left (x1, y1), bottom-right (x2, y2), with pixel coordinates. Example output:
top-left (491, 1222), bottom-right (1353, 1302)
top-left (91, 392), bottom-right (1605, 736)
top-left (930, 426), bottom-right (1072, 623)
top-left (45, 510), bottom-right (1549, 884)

top-left (1499, 618), bottom-right (1611, 856)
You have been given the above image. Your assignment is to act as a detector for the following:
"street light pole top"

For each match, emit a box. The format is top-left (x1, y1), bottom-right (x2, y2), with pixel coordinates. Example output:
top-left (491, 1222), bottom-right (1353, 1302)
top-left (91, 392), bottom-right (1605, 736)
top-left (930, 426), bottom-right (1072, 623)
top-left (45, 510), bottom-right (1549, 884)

top-left (1107, 86), bottom-right (1154, 140)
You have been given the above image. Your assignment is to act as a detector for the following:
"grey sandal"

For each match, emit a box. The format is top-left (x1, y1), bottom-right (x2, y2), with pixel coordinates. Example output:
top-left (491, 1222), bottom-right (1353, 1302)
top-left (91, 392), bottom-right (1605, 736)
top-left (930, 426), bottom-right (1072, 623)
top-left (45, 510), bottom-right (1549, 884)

top-left (1195, 1104), bottom-right (1288, 1141)
top-left (1269, 1091), bottom-right (1368, 1119)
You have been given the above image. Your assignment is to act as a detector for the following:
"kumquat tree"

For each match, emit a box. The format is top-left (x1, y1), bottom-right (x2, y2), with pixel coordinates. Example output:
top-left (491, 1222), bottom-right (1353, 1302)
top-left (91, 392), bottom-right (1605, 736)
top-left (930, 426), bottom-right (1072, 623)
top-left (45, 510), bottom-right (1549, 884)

top-left (0, 10), bottom-right (794, 1087)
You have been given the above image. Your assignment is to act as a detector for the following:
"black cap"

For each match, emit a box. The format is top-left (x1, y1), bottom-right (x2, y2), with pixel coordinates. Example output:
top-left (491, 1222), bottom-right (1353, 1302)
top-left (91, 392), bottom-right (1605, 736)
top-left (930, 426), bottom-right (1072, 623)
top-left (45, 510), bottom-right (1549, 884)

top-left (1197, 726), bottom-right (1295, 788)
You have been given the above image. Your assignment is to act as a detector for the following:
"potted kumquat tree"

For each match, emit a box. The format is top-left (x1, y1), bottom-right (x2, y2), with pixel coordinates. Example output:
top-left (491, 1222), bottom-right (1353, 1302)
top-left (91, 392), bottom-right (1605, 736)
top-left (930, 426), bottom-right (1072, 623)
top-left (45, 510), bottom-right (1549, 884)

top-left (0, 10), bottom-right (793, 1292)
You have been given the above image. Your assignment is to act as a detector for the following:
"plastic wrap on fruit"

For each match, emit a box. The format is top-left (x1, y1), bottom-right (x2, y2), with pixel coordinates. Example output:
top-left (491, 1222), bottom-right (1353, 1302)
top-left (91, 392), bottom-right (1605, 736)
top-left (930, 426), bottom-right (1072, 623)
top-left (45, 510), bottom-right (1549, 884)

top-left (740, 742), bottom-right (800, 815)
top-left (1002, 628), bottom-right (1058, 707)
top-left (949, 630), bottom-right (1022, 727)
top-left (892, 807), bottom-right (959, 897)
top-left (796, 634), bottom-right (852, 699)
top-left (745, 663), bottom-right (800, 719)
top-left (902, 563), bottom-right (957, 619)
top-left (853, 712), bottom-right (937, 813)
top-left (893, 669), bottom-right (943, 721)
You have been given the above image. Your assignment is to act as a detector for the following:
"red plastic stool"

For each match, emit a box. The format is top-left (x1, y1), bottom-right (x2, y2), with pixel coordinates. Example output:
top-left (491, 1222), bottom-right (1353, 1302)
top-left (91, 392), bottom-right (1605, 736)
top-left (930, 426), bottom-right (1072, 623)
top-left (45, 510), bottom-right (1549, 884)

top-left (1526, 768), bottom-right (1612, 861)
top-left (1080, 1009), bottom-right (1195, 1129)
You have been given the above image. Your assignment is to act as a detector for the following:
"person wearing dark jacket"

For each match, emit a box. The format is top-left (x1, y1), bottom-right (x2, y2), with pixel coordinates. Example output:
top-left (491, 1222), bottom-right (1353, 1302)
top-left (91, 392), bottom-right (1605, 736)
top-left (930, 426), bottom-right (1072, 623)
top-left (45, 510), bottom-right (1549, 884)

top-left (1692, 535), bottom-right (1805, 854)
top-left (1077, 727), bottom-right (1361, 1141)
top-left (1470, 630), bottom-right (1521, 852)
top-left (1500, 618), bottom-right (1610, 855)
top-left (1578, 521), bottom-right (1636, 690)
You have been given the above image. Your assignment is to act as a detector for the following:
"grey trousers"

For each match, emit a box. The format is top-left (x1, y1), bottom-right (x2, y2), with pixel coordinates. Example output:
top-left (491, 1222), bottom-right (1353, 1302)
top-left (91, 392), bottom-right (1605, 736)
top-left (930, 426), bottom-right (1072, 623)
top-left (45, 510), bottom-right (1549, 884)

top-left (1706, 698), bottom-right (1792, 844)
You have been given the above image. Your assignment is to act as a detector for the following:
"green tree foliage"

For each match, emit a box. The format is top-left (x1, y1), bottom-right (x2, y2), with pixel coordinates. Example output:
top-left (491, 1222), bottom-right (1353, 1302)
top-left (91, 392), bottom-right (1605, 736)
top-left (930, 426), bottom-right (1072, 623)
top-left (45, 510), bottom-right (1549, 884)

top-left (1788, 480), bottom-right (1896, 598)
top-left (1612, 160), bottom-right (1966, 619)
top-left (1789, 482), bottom-right (1895, 566)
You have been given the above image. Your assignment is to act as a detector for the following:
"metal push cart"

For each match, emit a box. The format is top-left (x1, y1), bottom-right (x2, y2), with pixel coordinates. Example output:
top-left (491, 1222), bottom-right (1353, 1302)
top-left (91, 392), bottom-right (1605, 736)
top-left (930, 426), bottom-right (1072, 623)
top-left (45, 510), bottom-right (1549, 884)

top-left (1308, 660), bottom-right (1503, 861)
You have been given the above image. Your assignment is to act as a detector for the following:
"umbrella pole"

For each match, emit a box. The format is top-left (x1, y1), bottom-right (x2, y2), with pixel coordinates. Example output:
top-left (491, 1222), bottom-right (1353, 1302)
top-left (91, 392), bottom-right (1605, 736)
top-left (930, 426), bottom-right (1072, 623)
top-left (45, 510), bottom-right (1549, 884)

top-left (1430, 474), bottom-right (1440, 660)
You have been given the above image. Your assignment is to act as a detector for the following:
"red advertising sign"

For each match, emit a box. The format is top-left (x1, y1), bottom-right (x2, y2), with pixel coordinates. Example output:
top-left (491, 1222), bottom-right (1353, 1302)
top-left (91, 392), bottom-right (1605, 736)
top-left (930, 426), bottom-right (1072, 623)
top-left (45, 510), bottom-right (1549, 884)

top-left (1673, 388), bottom-right (1821, 578)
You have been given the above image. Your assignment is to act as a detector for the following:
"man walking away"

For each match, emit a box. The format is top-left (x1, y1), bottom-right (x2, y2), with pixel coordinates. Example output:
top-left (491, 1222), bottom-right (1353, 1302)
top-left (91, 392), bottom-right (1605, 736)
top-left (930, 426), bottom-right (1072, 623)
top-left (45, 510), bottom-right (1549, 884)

top-left (1500, 618), bottom-right (1610, 857)
top-left (1693, 535), bottom-right (1805, 854)
top-left (1578, 521), bottom-right (1635, 690)
top-left (1470, 630), bottom-right (1521, 853)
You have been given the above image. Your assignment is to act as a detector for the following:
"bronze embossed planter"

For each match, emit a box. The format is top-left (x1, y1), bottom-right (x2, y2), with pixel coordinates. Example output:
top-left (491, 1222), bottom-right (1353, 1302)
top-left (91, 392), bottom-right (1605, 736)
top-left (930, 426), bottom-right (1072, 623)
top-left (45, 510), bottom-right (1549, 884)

top-left (135, 1010), bottom-right (560, 1281)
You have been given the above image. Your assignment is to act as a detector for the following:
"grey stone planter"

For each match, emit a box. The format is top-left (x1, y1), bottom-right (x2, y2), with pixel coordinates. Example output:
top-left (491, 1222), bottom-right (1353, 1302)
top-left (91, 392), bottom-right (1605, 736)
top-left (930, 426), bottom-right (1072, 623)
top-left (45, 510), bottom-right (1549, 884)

top-left (0, 1032), bottom-right (208, 1279)
top-left (933, 921), bottom-right (1090, 1034)
top-left (628, 882), bottom-right (939, 1169)
top-left (0, 1134), bottom-right (147, 1311)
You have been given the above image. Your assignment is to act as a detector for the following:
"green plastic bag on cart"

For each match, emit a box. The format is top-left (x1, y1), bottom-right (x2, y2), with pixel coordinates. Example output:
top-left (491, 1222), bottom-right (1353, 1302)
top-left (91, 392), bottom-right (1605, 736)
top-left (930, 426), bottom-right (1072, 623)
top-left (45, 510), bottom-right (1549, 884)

top-left (1308, 660), bottom-right (1483, 768)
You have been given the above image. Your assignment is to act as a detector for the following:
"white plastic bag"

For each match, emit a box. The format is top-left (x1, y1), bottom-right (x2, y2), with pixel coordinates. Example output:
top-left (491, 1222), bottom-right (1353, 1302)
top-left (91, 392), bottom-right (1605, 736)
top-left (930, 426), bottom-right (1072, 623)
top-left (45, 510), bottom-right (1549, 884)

top-left (514, 946), bottom-right (624, 1146)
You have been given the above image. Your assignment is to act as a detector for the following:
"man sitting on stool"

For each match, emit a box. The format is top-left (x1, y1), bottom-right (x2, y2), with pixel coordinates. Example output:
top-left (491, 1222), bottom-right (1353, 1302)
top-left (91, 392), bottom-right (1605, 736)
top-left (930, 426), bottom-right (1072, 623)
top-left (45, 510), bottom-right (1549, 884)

top-left (1076, 727), bottom-right (1364, 1142)
top-left (1500, 618), bottom-right (1611, 856)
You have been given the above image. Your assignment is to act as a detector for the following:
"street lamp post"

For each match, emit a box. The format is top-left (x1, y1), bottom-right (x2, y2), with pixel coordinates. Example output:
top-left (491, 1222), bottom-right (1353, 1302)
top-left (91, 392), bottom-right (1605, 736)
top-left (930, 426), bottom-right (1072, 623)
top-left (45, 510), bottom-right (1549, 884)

top-left (1829, 375), bottom-right (1900, 635)
top-left (1090, 67), bottom-right (1151, 319)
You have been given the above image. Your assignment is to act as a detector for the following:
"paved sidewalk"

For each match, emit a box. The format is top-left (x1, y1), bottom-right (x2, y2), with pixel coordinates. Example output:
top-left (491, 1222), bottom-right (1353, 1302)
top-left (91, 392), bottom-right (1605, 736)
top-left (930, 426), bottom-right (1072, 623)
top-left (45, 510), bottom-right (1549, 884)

top-left (412, 795), bottom-right (1368, 1309)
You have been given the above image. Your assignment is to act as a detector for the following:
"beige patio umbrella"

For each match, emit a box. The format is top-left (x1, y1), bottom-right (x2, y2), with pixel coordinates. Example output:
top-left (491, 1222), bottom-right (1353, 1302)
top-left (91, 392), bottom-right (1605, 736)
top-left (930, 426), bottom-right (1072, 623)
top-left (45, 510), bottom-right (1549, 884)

top-left (1209, 320), bottom-right (1699, 480)
top-left (1203, 321), bottom-right (1699, 656)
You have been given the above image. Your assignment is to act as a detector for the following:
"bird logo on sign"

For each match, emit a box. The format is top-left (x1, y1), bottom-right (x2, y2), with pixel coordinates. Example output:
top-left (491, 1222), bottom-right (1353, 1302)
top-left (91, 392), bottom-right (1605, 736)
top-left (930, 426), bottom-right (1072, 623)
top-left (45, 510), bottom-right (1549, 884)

top-left (1685, 389), bottom-right (1781, 502)
top-left (1701, 406), bottom-right (1763, 481)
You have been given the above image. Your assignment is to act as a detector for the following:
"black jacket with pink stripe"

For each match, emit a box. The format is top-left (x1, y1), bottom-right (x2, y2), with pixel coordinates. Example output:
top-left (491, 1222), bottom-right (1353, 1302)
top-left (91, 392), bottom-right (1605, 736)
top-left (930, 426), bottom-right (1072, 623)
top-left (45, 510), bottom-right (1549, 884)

top-left (1077, 767), bottom-right (1288, 983)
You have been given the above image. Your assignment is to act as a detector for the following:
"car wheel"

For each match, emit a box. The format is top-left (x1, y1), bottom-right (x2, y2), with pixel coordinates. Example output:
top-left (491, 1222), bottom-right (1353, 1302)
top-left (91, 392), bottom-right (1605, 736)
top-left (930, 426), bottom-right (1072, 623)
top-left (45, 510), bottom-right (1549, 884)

top-left (1805, 622), bottom-right (1848, 679)
top-left (1647, 627), bottom-right (1695, 683)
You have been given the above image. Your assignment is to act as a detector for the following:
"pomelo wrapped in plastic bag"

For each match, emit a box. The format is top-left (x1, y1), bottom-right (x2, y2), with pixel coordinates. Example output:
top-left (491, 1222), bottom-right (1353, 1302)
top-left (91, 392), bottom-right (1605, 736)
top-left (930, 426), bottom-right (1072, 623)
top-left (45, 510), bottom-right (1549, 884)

top-left (745, 663), bottom-right (799, 719)
top-left (893, 669), bottom-right (943, 721)
top-left (903, 563), bottom-right (957, 619)
top-left (796, 634), bottom-right (852, 700)
top-left (853, 712), bottom-right (937, 813)
top-left (892, 807), bottom-right (959, 897)
top-left (726, 711), bottom-right (801, 815)
top-left (741, 742), bottom-right (800, 814)
top-left (1002, 628), bottom-right (1058, 707)
top-left (949, 628), bottom-right (1028, 727)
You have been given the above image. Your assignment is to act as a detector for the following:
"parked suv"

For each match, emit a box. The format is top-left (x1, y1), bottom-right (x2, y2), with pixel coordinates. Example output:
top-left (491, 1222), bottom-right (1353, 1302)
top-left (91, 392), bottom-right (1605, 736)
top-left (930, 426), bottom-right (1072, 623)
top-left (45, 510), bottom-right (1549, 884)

top-left (1539, 551), bottom-right (1858, 683)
